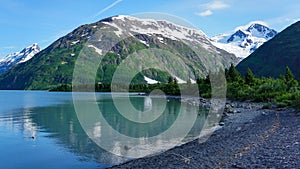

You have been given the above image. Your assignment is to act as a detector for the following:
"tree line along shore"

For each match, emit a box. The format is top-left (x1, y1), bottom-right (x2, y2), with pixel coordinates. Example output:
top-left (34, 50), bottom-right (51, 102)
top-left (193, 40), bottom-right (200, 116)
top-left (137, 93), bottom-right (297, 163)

top-left (50, 64), bottom-right (300, 110)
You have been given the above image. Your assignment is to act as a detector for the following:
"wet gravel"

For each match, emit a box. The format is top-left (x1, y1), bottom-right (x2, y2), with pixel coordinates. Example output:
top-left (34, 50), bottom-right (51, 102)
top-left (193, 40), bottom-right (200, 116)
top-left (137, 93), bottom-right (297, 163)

top-left (109, 106), bottom-right (300, 169)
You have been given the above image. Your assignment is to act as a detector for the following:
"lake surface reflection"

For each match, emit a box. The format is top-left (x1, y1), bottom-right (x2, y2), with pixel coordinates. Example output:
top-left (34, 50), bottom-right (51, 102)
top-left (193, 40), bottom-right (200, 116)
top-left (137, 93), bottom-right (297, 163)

top-left (0, 91), bottom-right (208, 169)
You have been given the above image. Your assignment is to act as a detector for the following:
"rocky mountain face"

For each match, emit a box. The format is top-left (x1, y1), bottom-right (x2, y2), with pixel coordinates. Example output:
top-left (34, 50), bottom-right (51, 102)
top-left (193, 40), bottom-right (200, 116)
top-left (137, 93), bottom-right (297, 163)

top-left (0, 15), bottom-right (238, 90)
top-left (0, 43), bottom-right (40, 75)
top-left (236, 21), bottom-right (300, 78)
top-left (211, 22), bottom-right (277, 59)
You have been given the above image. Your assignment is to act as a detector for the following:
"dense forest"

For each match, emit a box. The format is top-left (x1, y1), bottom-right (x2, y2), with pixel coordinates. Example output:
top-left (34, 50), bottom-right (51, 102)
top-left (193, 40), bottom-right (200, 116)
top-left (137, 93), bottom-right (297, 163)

top-left (50, 64), bottom-right (300, 109)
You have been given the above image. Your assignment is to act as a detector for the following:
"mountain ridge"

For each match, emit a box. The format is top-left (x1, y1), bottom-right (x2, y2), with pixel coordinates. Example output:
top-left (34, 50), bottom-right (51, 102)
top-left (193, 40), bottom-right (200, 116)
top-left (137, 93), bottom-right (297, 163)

top-left (0, 43), bottom-right (40, 75)
top-left (211, 21), bottom-right (277, 59)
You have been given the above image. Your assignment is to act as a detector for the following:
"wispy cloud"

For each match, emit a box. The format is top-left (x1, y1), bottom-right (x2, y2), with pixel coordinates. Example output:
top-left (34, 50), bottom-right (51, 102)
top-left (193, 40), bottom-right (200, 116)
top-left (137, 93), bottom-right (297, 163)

top-left (268, 17), bottom-right (299, 25)
top-left (39, 29), bottom-right (72, 47)
top-left (196, 10), bottom-right (213, 17)
top-left (92, 0), bottom-right (123, 19)
top-left (200, 1), bottom-right (229, 10)
top-left (266, 17), bottom-right (300, 31)
top-left (197, 0), bottom-right (230, 17)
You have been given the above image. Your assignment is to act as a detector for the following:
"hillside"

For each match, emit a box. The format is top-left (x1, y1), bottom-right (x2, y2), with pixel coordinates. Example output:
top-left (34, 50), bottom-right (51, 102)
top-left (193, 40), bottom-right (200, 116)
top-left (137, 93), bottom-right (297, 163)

top-left (236, 21), bottom-right (300, 78)
top-left (0, 15), bottom-right (238, 90)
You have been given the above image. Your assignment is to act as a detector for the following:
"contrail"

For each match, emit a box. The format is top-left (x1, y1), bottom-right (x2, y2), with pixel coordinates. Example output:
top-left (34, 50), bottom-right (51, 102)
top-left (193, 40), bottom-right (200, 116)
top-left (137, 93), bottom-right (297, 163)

top-left (93, 0), bottom-right (123, 19)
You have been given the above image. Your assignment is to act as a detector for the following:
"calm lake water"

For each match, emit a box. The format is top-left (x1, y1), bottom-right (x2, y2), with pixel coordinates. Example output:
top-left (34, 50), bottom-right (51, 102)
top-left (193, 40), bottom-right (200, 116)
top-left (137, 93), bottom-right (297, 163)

top-left (0, 91), bottom-right (208, 169)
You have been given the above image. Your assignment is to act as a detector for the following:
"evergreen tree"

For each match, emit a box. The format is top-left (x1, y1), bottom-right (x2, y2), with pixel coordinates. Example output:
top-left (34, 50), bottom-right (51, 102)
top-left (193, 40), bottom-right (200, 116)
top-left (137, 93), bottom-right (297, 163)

top-left (226, 63), bottom-right (241, 82)
top-left (225, 68), bottom-right (228, 78)
top-left (174, 78), bottom-right (178, 84)
top-left (245, 67), bottom-right (255, 85)
top-left (204, 74), bottom-right (210, 84)
top-left (278, 74), bottom-right (286, 81)
top-left (168, 76), bottom-right (173, 84)
top-left (196, 78), bottom-right (202, 84)
top-left (285, 66), bottom-right (294, 82)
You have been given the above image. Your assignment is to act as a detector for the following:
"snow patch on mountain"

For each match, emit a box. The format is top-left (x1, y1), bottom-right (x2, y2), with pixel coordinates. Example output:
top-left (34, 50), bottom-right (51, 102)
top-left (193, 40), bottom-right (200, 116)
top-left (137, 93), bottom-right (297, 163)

top-left (211, 21), bottom-right (277, 59)
top-left (157, 37), bottom-right (165, 44)
top-left (71, 40), bottom-right (80, 45)
top-left (101, 15), bottom-right (213, 49)
top-left (144, 76), bottom-right (159, 84)
top-left (211, 42), bottom-right (250, 59)
top-left (190, 78), bottom-right (196, 84)
top-left (0, 43), bottom-right (40, 74)
top-left (174, 76), bottom-right (186, 84)
top-left (88, 45), bottom-right (103, 55)
top-left (138, 39), bottom-right (150, 47)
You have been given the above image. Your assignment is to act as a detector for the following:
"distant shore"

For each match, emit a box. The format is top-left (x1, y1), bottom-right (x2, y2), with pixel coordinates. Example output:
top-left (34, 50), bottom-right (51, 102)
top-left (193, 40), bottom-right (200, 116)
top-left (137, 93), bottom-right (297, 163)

top-left (109, 100), bottom-right (300, 169)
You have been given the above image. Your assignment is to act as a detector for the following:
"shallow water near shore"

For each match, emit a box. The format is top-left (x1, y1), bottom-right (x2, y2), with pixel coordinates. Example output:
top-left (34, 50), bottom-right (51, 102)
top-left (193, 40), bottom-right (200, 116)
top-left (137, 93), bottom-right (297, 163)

top-left (0, 91), bottom-right (210, 169)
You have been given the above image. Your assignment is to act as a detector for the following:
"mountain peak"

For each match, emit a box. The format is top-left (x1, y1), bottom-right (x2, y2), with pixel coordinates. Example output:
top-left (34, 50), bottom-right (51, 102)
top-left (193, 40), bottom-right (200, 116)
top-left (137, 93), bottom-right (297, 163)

top-left (211, 21), bottom-right (277, 59)
top-left (98, 15), bottom-right (207, 43)
top-left (234, 21), bottom-right (268, 32)
top-left (0, 43), bottom-right (40, 74)
top-left (236, 21), bottom-right (300, 78)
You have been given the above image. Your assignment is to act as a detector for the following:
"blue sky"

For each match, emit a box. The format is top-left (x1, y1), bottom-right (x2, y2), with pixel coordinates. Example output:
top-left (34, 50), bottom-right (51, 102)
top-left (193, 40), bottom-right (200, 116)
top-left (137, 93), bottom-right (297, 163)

top-left (1, 0), bottom-right (300, 57)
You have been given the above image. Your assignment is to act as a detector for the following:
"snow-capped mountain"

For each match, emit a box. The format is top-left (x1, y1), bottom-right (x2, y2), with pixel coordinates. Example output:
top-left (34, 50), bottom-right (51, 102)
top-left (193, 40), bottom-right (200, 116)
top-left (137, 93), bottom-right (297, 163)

top-left (95, 15), bottom-right (239, 82)
top-left (0, 15), bottom-right (239, 89)
top-left (102, 15), bottom-right (208, 43)
top-left (211, 21), bottom-right (277, 59)
top-left (0, 43), bottom-right (40, 75)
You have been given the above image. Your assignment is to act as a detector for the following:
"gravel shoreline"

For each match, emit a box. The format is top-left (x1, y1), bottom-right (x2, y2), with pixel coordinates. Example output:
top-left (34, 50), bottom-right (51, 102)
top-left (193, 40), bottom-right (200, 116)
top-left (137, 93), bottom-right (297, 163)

top-left (108, 100), bottom-right (300, 169)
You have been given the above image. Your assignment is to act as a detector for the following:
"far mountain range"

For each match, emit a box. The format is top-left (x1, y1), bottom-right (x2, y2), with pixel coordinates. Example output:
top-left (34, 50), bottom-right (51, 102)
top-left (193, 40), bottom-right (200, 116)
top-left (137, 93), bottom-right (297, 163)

top-left (0, 20), bottom-right (277, 76)
top-left (0, 15), bottom-right (298, 90)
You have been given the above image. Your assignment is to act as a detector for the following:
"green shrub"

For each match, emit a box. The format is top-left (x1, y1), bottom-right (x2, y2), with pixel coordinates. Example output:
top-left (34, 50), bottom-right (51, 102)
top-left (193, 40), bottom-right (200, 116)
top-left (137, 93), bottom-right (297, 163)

top-left (49, 84), bottom-right (72, 92)
top-left (262, 103), bottom-right (272, 109)
top-left (236, 86), bottom-right (255, 101)
top-left (257, 80), bottom-right (287, 94)
top-left (276, 93), bottom-right (293, 102)
top-left (276, 101), bottom-right (292, 108)
top-left (292, 99), bottom-right (300, 111)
